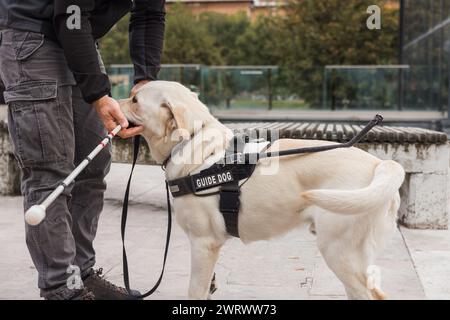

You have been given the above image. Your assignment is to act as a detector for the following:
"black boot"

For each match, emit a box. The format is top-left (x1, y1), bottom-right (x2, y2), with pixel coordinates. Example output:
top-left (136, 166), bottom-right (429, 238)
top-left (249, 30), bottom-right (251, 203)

top-left (83, 268), bottom-right (142, 300)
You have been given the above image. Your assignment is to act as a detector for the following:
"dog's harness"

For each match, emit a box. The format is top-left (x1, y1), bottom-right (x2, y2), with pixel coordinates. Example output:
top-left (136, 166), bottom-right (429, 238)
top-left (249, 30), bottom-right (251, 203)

top-left (168, 134), bottom-right (271, 237)
top-left (120, 114), bottom-right (383, 297)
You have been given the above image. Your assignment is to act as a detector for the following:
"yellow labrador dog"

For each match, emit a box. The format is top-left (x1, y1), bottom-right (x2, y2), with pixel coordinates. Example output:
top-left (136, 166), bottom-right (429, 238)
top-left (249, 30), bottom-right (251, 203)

top-left (119, 81), bottom-right (405, 300)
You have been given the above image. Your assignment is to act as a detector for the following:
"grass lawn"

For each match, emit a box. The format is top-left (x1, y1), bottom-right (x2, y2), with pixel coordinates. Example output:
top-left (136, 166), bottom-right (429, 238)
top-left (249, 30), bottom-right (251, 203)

top-left (217, 99), bottom-right (311, 110)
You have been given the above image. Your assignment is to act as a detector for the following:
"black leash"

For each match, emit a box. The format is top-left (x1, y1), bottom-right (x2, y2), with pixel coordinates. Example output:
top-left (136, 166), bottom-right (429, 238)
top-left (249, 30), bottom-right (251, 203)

top-left (121, 135), bottom-right (172, 299)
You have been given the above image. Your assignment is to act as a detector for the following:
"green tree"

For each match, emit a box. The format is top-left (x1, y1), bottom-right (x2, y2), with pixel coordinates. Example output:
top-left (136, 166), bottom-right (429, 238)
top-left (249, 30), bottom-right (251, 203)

top-left (98, 1), bottom-right (399, 108)
top-left (99, 14), bottom-right (131, 66)
top-left (279, 0), bottom-right (399, 107)
top-left (162, 3), bottom-right (223, 65)
top-left (199, 12), bottom-right (250, 65)
top-left (234, 14), bottom-right (283, 65)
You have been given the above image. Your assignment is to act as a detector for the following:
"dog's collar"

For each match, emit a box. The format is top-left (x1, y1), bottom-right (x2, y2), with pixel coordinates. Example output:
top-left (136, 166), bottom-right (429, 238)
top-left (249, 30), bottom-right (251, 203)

top-left (160, 129), bottom-right (198, 171)
top-left (161, 155), bottom-right (171, 170)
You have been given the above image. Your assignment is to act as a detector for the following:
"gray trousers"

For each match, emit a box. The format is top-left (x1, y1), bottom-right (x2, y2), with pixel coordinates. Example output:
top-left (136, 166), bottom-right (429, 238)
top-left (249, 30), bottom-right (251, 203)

top-left (0, 29), bottom-right (111, 293)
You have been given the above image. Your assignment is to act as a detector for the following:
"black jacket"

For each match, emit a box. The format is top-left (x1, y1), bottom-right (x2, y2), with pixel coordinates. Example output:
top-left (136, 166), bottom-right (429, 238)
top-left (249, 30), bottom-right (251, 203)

top-left (0, 0), bottom-right (165, 103)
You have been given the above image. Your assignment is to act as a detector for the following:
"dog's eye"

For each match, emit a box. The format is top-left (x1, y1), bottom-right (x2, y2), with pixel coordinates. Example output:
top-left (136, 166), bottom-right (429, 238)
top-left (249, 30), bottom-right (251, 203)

top-left (132, 96), bottom-right (138, 104)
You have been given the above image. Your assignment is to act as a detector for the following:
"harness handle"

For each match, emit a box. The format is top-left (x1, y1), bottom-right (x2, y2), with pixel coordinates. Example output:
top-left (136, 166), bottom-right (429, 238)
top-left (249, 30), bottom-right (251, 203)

top-left (246, 114), bottom-right (383, 162)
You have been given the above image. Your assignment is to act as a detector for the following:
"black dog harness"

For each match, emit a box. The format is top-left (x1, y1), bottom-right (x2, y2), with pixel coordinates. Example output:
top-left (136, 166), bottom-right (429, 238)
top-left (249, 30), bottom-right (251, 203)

top-left (168, 134), bottom-right (269, 237)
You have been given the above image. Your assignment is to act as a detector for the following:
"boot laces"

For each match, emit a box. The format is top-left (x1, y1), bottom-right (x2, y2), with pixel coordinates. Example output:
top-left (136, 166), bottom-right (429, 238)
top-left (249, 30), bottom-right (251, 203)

top-left (92, 268), bottom-right (129, 294)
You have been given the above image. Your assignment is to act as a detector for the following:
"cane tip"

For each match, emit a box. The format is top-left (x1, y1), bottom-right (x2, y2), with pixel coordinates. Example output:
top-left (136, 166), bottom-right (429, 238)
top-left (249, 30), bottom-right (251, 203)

top-left (25, 205), bottom-right (46, 226)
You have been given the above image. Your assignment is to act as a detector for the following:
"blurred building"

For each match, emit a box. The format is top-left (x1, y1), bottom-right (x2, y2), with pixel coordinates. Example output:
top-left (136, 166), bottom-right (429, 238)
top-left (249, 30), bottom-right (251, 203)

top-left (385, 0), bottom-right (400, 9)
top-left (166, 0), bottom-right (286, 18)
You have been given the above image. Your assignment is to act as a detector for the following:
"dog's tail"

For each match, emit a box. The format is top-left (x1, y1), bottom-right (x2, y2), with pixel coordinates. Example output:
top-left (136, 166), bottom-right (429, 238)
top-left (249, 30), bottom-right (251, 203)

top-left (301, 160), bottom-right (405, 215)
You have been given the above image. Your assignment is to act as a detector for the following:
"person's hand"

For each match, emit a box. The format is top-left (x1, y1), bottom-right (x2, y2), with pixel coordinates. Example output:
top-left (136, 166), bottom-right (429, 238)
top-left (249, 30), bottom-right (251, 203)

top-left (130, 80), bottom-right (151, 97)
top-left (92, 95), bottom-right (144, 139)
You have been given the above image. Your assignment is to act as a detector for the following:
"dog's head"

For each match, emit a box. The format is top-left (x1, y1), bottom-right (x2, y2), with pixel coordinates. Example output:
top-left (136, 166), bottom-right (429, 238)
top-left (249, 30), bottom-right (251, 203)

top-left (119, 81), bottom-right (214, 163)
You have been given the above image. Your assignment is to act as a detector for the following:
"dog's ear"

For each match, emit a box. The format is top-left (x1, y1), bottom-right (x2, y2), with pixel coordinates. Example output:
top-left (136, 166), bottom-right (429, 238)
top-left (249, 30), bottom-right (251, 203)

top-left (161, 90), bottom-right (213, 142)
top-left (161, 99), bottom-right (192, 141)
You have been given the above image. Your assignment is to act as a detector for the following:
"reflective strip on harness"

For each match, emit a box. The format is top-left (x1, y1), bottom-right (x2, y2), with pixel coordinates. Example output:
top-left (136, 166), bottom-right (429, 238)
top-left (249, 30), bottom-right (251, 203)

top-left (168, 162), bottom-right (256, 197)
top-left (194, 170), bottom-right (234, 190)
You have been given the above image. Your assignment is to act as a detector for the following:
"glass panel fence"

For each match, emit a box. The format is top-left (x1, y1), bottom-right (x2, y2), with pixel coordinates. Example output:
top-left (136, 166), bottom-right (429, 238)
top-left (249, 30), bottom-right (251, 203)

top-left (107, 64), bottom-right (442, 111)
top-left (323, 65), bottom-right (409, 110)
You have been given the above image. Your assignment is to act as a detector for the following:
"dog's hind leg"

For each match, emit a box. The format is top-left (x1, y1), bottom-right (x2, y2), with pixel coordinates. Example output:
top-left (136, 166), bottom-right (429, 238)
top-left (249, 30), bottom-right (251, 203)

top-left (317, 242), bottom-right (375, 299)
top-left (188, 237), bottom-right (223, 300)
top-left (316, 220), bottom-right (392, 300)
top-left (313, 193), bottom-right (399, 300)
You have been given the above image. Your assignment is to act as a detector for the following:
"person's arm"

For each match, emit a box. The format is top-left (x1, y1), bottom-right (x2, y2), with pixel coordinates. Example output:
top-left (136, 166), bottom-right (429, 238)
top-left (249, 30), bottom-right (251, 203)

top-left (53, 0), bottom-right (142, 138)
top-left (129, 0), bottom-right (166, 94)
top-left (53, 0), bottom-right (110, 103)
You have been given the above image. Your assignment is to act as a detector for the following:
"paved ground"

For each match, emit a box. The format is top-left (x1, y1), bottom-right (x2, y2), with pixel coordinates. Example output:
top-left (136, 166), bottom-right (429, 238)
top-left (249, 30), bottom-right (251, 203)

top-left (1, 163), bottom-right (450, 300)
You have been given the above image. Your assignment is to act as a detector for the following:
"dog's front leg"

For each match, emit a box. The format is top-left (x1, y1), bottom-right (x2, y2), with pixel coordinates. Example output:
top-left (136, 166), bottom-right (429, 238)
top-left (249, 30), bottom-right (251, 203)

top-left (188, 237), bottom-right (222, 300)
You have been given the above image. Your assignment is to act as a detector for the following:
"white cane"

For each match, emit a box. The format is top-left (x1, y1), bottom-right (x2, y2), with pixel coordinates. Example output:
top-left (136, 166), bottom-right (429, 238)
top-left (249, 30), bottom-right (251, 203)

top-left (24, 125), bottom-right (122, 226)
